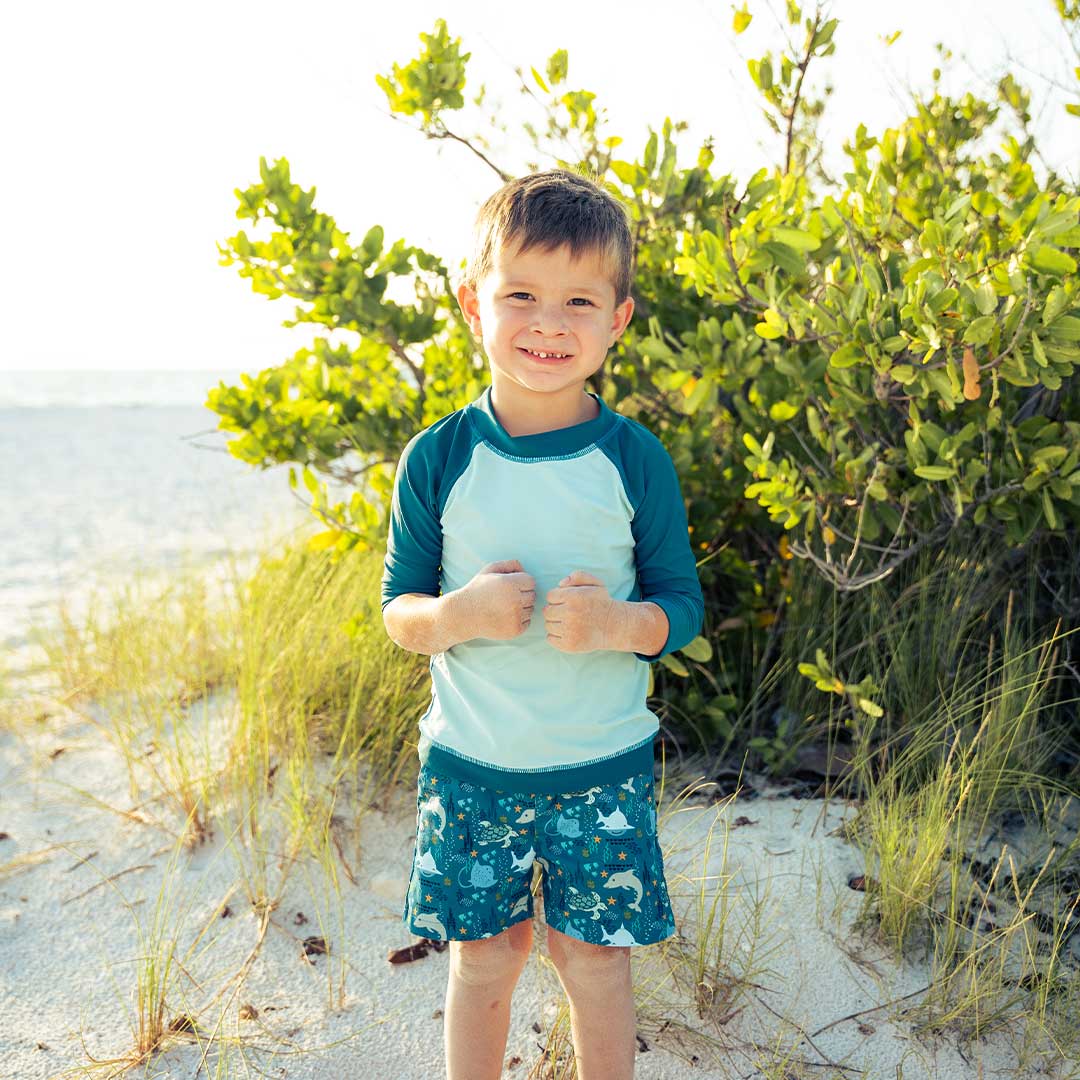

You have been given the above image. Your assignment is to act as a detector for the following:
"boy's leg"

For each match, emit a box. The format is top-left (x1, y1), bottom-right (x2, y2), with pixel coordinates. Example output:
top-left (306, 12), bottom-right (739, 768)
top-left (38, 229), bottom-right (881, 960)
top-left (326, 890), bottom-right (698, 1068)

top-left (533, 767), bottom-right (677, 1078)
top-left (445, 917), bottom-right (533, 1080)
top-left (402, 764), bottom-right (543, 1076)
top-left (546, 925), bottom-right (635, 1080)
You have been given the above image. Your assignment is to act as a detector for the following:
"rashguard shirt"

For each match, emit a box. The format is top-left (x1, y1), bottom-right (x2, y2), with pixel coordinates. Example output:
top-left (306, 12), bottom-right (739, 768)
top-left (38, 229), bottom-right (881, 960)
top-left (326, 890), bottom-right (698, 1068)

top-left (381, 383), bottom-right (705, 796)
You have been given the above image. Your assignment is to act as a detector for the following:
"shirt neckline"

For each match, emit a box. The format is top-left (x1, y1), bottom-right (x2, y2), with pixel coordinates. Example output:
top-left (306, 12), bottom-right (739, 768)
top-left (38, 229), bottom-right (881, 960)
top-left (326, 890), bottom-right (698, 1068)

top-left (467, 384), bottom-right (617, 458)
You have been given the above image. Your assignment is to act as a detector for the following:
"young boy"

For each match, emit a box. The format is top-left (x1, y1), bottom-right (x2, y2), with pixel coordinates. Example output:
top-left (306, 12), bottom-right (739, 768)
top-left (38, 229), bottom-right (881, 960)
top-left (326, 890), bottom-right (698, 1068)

top-left (381, 168), bottom-right (705, 1080)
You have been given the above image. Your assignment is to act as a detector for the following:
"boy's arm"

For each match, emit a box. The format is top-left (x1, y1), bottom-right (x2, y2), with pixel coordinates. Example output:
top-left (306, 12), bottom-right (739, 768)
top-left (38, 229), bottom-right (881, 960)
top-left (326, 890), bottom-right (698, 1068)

top-left (381, 430), bottom-right (454, 654)
top-left (383, 591), bottom-right (474, 656)
top-left (606, 599), bottom-right (671, 658)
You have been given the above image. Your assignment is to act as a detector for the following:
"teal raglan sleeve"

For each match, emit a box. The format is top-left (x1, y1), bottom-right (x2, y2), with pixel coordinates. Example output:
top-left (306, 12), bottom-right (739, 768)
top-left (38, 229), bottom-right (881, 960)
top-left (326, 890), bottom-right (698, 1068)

top-left (629, 439), bottom-right (705, 662)
top-left (381, 432), bottom-right (443, 610)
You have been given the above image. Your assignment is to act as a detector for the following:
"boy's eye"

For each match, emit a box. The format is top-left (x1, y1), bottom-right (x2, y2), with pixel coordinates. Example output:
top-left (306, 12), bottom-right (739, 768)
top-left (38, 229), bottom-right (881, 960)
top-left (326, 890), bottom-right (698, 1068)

top-left (507, 292), bottom-right (594, 306)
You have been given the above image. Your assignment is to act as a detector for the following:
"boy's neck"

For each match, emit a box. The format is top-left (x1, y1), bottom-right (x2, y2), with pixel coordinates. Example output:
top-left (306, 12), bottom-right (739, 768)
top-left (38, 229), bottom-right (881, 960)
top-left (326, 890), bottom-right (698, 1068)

top-left (488, 379), bottom-right (600, 438)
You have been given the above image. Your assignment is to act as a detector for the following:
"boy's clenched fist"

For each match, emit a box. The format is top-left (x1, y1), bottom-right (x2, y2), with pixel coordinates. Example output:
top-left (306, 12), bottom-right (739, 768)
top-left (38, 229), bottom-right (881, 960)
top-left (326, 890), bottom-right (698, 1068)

top-left (543, 570), bottom-right (621, 653)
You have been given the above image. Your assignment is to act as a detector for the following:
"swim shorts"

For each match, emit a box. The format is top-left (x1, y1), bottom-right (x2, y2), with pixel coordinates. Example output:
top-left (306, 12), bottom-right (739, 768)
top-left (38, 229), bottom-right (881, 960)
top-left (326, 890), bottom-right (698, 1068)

top-left (402, 761), bottom-right (677, 946)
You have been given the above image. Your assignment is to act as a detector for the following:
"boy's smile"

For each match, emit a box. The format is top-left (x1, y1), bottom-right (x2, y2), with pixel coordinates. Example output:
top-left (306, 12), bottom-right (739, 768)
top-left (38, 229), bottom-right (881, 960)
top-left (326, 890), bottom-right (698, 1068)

top-left (457, 239), bottom-right (634, 436)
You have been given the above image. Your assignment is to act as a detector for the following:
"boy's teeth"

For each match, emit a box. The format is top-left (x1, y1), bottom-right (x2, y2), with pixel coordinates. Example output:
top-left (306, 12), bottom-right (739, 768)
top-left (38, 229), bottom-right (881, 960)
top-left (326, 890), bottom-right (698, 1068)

top-left (528, 349), bottom-right (567, 358)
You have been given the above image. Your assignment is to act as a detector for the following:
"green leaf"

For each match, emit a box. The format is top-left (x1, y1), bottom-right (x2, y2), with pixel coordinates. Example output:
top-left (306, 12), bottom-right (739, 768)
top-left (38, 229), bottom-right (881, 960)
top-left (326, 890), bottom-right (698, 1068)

top-left (1029, 245), bottom-right (1078, 276)
top-left (684, 375), bottom-right (713, 413)
top-left (830, 343), bottom-right (863, 368)
top-left (913, 465), bottom-right (956, 481)
top-left (1042, 489), bottom-right (1058, 529)
top-left (360, 224), bottom-right (384, 263)
top-left (643, 130), bottom-right (658, 174)
top-left (659, 653), bottom-right (689, 676)
top-left (769, 400), bottom-right (799, 421)
top-left (763, 307), bottom-right (786, 329)
top-left (903, 257), bottom-right (937, 284)
top-left (963, 316), bottom-right (996, 345)
top-left (771, 226), bottom-right (820, 251)
top-left (1043, 285), bottom-right (1069, 325)
top-left (1045, 342), bottom-right (1080, 361)
top-left (1032, 332), bottom-right (1049, 367)
top-left (945, 193), bottom-right (972, 220)
top-left (610, 159), bottom-right (644, 188)
top-left (306, 530), bottom-right (341, 551)
top-left (755, 321), bottom-right (785, 339)
top-left (973, 281), bottom-right (997, 316)
top-left (1047, 315), bottom-right (1080, 341)
top-left (530, 65), bottom-right (549, 93)
top-left (861, 263), bottom-right (884, 296)
top-left (1031, 445), bottom-right (1068, 469)
top-left (679, 635), bottom-right (713, 662)
top-left (546, 48), bottom-right (568, 85)
top-left (761, 242), bottom-right (805, 276)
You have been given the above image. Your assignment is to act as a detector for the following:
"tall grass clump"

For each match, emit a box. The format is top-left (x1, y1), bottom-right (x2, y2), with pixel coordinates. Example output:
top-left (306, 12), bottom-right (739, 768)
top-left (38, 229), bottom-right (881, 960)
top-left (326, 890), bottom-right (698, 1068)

top-left (201, 533), bottom-right (438, 1022)
top-left (819, 543), bottom-right (1080, 1062)
top-left (683, 518), bottom-right (1079, 1065)
top-left (23, 552), bottom-right (240, 843)
top-left (31, 553), bottom-right (236, 716)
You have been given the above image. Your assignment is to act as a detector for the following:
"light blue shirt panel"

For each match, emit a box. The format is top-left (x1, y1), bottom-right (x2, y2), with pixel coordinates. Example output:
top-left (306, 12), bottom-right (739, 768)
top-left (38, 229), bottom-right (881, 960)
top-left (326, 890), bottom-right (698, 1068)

top-left (425, 441), bottom-right (656, 771)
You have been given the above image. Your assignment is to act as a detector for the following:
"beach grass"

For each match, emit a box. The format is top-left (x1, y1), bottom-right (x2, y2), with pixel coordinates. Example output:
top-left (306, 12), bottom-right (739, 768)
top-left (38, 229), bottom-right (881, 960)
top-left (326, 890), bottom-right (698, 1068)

top-left (813, 560), bottom-right (1079, 1075)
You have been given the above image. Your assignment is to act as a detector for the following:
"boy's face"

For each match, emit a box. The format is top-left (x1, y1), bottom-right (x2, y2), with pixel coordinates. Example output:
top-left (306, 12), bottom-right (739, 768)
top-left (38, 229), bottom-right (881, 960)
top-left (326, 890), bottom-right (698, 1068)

top-left (456, 237), bottom-right (634, 402)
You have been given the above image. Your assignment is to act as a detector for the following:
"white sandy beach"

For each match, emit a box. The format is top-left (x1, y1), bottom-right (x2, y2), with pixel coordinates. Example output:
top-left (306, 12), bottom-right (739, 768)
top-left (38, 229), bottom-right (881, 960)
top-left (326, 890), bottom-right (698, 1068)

top-left (0, 688), bottom-right (1070, 1080)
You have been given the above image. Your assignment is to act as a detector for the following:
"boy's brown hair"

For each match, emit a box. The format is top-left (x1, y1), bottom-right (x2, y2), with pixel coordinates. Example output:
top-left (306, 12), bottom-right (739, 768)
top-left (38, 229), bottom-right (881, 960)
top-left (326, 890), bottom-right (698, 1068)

top-left (463, 168), bottom-right (635, 306)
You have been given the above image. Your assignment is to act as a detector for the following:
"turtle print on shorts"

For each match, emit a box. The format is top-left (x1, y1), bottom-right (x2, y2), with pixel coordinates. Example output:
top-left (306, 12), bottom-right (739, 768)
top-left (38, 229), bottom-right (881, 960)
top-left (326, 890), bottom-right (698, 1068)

top-left (402, 763), bottom-right (677, 946)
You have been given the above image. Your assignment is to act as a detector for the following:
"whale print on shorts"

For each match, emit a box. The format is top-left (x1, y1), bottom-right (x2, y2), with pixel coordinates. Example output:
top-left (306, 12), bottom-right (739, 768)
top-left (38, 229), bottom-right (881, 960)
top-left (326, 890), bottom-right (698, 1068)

top-left (458, 860), bottom-right (497, 889)
top-left (545, 812), bottom-right (582, 839)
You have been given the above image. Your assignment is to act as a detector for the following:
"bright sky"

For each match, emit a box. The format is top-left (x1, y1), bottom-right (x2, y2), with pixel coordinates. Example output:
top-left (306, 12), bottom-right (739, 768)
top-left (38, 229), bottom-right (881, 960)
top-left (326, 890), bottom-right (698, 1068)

top-left (2, 0), bottom-right (1076, 373)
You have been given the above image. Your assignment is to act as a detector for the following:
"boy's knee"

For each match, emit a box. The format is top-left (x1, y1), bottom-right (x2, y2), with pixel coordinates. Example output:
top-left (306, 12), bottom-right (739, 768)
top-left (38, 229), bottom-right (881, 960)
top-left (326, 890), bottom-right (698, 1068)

top-left (451, 919), bottom-right (533, 985)
top-left (546, 924), bottom-right (630, 988)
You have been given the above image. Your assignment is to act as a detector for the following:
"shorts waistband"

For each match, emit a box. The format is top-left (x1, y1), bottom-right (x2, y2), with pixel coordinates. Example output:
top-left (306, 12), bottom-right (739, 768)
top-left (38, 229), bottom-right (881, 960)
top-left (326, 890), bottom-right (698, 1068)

top-left (420, 733), bottom-right (657, 796)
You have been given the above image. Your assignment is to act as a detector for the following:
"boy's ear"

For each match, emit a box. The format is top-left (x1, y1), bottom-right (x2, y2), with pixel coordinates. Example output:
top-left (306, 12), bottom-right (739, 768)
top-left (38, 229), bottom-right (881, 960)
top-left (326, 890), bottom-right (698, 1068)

top-left (456, 282), bottom-right (482, 336)
top-left (609, 295), bottom-right (635, 344)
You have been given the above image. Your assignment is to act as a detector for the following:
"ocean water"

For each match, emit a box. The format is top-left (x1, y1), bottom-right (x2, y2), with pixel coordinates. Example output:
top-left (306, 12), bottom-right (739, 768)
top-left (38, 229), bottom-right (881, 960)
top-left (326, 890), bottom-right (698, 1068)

top-left (0, 370), bottom-right (320, 686)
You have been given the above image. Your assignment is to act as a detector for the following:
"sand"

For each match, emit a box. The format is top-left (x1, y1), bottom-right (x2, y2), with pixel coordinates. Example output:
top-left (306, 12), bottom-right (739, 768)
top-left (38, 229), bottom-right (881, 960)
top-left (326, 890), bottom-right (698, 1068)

top-left (0, 689), bottom-right (1069, 1080)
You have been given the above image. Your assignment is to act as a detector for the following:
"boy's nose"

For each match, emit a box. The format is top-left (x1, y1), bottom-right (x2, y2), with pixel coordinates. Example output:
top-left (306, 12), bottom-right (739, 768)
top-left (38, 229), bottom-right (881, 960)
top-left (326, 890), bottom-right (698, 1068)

top-left (531, 306), bottom-right (570, 336)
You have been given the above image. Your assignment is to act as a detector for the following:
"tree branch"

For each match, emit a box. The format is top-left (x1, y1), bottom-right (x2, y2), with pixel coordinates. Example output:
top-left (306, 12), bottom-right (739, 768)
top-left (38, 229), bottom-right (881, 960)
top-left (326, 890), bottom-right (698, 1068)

top-left (784, 9), bottom-right (822, 176)
top-left (425, 121), bottom-right (513, 183)
top-left (789, 479), bottom-right (1026, 591)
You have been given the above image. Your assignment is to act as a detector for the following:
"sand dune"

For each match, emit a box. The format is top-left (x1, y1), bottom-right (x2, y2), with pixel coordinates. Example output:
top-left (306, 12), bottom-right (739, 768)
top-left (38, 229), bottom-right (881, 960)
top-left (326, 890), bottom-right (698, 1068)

top-left (0, 693), bottom-right (1058, 1079)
